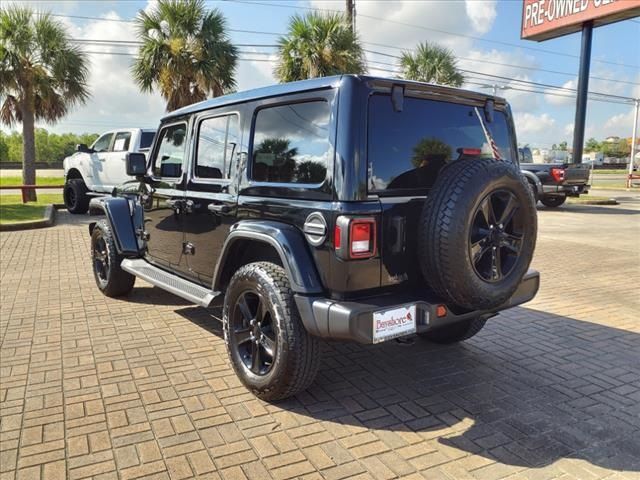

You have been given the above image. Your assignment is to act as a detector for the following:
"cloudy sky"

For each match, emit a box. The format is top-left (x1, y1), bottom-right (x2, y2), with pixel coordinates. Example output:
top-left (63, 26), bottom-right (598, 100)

top-left (4, 0), bottom-right (639, 148)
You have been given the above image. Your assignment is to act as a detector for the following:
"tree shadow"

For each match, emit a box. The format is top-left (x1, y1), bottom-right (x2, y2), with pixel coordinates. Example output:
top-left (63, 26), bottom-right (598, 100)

top-left (174, 303), bottom-right (640, 473)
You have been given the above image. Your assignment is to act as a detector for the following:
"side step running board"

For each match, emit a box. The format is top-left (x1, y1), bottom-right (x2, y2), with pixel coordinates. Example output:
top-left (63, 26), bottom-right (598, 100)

top-left (121, 258), bottom-right (218, 308)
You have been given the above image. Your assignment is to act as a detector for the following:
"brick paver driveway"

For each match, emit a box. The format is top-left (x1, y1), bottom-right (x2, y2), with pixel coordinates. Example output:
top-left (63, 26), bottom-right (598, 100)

top-left (1, 198), bottom-right (639, 480)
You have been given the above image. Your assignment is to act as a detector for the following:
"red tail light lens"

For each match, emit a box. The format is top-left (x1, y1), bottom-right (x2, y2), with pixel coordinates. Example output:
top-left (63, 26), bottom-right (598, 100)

top-left (335, 216), bottom-right (377, 260)
top-left (550, 167), bottom-right (565, 183)
top-left (349, 219), bottom-right (376, 258)
top-left (461, 148), bottom-right (482, 156)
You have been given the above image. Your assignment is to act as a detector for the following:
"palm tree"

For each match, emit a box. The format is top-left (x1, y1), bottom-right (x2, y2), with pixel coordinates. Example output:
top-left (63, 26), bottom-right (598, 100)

top-left (275, 12), bottom-right (366, 83)
top-left (133, 0), bottom-right (238, 112)
top-left (0, 6), bottom-right (89, 201)
top-left (400, 42), bottom-right (464, 87)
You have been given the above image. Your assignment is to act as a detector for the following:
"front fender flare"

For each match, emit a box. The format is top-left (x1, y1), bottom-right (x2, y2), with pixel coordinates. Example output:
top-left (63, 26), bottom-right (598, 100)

top-left (521, 170), bottom-right (542, 200)
top-left (89, 197), bottom-right (143, 256)
top-left (213, 220), bottom-right (323, 295)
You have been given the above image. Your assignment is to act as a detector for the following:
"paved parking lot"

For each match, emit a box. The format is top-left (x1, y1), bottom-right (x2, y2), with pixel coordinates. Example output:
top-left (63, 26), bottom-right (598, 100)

top-left (1, 198), bottom-right (639, 480)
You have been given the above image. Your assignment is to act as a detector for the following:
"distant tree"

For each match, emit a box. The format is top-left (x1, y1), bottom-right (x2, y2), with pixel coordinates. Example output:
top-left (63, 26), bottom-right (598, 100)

top-left (0, 129), bottom-right (99, 163)
top-left (275, 12), bottom-right (366, 82)
top-left (558, 141), bottom-right (568, 151)
top-left (0, 132), bottom-right (8, 161)
top-left (585, 137), bottom-right (600, 152)
top-left (400, 42), bottom-right (464, 87)
top-left (296, 160), bottom-right (326, 183)
top-left (0, 6), bottom-right (90, 200)
top-left (133, 0), bottom-right (237, 112)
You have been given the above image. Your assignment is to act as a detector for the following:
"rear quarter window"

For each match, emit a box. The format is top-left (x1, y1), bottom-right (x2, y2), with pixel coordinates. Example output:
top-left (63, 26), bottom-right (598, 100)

top-left (367, 94), bottom-right (514, 194)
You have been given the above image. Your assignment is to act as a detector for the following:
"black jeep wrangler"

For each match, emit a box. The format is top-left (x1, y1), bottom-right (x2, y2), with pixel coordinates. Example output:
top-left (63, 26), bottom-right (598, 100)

top-left (89, 75), bottom-right (539, 401)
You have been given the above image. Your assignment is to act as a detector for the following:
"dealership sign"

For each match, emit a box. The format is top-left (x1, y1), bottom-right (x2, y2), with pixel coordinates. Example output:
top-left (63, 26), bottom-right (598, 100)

top-left (522, 0), bottom-right (640, 41)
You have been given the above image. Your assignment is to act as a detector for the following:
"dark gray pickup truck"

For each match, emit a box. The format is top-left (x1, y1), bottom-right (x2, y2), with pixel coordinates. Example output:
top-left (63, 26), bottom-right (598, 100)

top-left (520, 160), bottom-right (591, 208)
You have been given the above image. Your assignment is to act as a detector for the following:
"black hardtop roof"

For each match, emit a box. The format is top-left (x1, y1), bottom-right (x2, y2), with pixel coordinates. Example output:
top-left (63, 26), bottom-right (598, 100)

top-left (162, 74), bottom-right (505, 121)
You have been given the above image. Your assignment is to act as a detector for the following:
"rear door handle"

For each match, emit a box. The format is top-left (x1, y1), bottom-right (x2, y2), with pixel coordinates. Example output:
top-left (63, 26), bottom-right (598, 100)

top-left (208, 203), bottom-right (231, 214)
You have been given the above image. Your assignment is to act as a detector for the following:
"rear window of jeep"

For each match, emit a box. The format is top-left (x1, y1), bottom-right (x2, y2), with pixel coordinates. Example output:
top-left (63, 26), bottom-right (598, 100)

top-left (367, 94), bottom-right (514, 194)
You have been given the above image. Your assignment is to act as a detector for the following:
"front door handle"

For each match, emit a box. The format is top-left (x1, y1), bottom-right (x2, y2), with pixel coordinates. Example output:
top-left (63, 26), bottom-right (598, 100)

top-left (208, 203), bottom-right (231, 214)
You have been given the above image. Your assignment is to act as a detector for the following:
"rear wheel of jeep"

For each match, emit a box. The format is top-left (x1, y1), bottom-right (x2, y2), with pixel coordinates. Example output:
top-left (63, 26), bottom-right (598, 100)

top-left (223, 262), bottom-right (321, 401)
top-left (64, 178), bottom-right (90, 214)
top-left (91, 220), bottom-right (136, 297)
top-left (418, 317), bottom-right (487, 344)
top-left (419, 158), bottom-right (537, 310)
top-left (540, 195), bottom-right (566, 208)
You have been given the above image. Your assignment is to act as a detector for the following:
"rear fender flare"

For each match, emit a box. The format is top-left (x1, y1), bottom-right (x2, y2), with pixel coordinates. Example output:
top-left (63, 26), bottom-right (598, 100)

top-left (521, 170), bottom-right (542, 199)
top-left (88, 197), bottom-right (143, 256)
top-left (213, 220), bottom-right (323, 295)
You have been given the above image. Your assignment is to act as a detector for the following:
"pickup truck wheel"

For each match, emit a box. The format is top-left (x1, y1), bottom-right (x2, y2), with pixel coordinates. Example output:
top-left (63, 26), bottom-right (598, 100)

top-left (223, 262), bottom-right (321, 401)
top-left (91, 220), bottom-right (135, 297)
top-left (540, 195), bottom-right (566, 208)
top-left (64, 179), bottom-right (90, 214)
top-left (418, 317), bottom-right (487, 344)
top-left (419, 158), bottom-right (537, 310)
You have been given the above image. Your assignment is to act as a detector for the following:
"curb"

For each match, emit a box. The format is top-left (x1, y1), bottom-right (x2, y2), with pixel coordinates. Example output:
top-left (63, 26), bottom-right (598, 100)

top-left (0, 204), bottom-right (57, 232)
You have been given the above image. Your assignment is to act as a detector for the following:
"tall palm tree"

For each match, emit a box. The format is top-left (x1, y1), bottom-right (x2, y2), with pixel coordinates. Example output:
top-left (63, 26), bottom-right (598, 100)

top-left (133, 0), bottom-right (237, 112)
top-left (275, 12), bottom-right (366, 83)
top-left (400, 42), bottom-right (464, 87)
top-left (0, 6), bottom-right (89, 201)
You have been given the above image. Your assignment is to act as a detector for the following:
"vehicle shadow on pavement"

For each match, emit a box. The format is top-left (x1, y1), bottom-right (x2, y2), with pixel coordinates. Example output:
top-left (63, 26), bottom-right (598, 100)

top-left (174, 304), bottom-right (640, 473)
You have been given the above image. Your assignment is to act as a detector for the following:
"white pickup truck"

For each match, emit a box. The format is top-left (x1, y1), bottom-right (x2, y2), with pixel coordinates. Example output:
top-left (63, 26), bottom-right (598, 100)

top-left (63, 128), bottom-right (155, 213)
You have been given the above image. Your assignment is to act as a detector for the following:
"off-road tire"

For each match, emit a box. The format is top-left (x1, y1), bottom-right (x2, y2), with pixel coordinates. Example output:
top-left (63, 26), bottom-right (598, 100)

top-left (540, 195), bottom-right (566, 208)
top-left (64, 178), bottom-right (90, 214)
top-left (91, 220), bottom-right (136, 297)
top-left (223, 262), bottom-right (321, 401)
top-left (418, 158), bottom-right (537, 310)
top-left (418, 317), bottom-right (487, 344)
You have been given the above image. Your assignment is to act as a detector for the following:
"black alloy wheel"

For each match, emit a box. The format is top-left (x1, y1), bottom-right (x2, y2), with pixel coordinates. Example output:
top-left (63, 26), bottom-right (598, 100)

top-left (469, 189), bottom-right (524, 283)
top-left (229, 290), bottom-right (278, 376)
top-left (93, 235), bottom-right (110, 284)
top-left (65, 186), bottom-right (77, 210)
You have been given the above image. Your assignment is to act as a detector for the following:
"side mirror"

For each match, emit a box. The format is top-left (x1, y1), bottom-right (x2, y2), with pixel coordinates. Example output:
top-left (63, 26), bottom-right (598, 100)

top-left (76, 143), bottom-right (93, 153)
top-left (126, 152), bottom-right (147, 178)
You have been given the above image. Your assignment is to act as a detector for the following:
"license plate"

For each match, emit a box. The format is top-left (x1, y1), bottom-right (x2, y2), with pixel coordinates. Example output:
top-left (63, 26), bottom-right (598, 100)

top-left (373, 305), bottom-right (417, 343)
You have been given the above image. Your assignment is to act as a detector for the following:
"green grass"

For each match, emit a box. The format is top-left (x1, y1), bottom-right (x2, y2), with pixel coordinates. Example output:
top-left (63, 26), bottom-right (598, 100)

top-left (0, 176), bottom-right (64, 187)
top-left (0, 204), bottom-right (47, 224)
top-left (0, 193), bottom-right (63, 224)
top-left (592, 169), bottom-right (630, 175)
top-left (567, 195), bottom-right (616, 204)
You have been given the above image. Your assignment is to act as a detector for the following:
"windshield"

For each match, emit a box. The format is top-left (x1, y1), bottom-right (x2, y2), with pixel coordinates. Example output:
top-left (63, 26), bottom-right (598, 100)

top-left (367, 94), bottom-right (515, 194)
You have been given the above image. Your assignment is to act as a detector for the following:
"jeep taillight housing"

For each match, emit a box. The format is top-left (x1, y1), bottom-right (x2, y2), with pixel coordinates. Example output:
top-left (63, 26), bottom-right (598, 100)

top-left (334, 216), bottom-right (376, 259)
top-left (550, 167), bottom-right (565, 183)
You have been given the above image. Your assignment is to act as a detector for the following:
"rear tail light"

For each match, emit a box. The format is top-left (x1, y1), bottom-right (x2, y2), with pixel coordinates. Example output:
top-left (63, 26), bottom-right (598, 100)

top-left (459, 147), bottom-right (482, 156)
top-left (334, 216), bottom-right (377, 259)
top-left (550, 167), bottom-right (565, 183)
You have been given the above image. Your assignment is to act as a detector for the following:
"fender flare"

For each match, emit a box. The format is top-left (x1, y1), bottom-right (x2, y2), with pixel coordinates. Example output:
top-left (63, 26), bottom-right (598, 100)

top-left (88, 197), bottom-right (143, 256)
top-left (520, 170), bottom-right (542, 200)
top-left (213, 220), bottom-right (323, 295)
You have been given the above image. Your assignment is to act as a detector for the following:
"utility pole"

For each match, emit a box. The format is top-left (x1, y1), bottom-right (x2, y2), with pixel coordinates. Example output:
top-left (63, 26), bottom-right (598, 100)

top-left (628, 98), bottom-right (639, 188)
top-left (571, 21), bottom-right (593, 164)
top-left (345, 0), bottom-right (355, 32)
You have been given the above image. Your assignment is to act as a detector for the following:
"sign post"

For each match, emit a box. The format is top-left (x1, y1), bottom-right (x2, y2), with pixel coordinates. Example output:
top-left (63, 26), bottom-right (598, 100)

top-left (521, 0), bottom-right (640, 164)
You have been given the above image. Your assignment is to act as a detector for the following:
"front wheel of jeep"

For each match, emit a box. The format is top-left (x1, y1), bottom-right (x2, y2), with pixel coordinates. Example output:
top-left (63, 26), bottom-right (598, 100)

top-left (418, 317), bottom-right (487, 344)
top-left (223, 262), bottom-right (321, 401)
top-left (91, 220), bottom-right (136, 297)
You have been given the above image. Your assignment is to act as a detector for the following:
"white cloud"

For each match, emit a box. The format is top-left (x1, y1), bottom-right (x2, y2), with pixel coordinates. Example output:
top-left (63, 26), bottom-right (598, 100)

top-left (515, 113), bottom-right (556, 135)
top-left (603, 109), bottom-right (636, 138)
top-left (546, 79), bottom-right (576, 106)
top-left (465, 0), bottom-right (497, 35)
top-left (564, 123), bottom-right (574, 137)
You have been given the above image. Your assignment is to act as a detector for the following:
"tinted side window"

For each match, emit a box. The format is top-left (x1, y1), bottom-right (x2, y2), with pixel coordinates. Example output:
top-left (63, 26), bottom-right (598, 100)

top-left (140, 131), bottom-right (155, 149)
top-left (368, 95), bottom-right (514, 193)
top-left (153, 124), bottom-right (187, 178)
top-left (113, 132), bottom-right (131, 152)
top-left (195, 114), bottom-right (239, 179)
top-left (92, 133), bottom-right (113, 153)
top-left (251, 101), bottom-right (330, 184)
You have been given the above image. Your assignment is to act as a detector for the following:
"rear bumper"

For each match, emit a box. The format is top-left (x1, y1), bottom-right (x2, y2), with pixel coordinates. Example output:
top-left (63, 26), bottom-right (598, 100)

top-left (542, 184), bottom-right (589, 197)
top-left (295, 269), bottom-right (540, 344)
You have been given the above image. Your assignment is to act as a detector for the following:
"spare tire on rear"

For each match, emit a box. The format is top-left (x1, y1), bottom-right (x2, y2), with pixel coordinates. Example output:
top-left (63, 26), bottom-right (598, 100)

top-left (418, 158), bottom-right (537, 310)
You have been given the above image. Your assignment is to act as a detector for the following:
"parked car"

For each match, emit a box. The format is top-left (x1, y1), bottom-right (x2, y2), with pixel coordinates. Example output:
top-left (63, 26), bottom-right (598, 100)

top-left (63, 128), bottom-right (156, 213)
top-left (520, 162), bottom-right (591, 207)
top-left (88, 75), bottom-right (540, 400)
